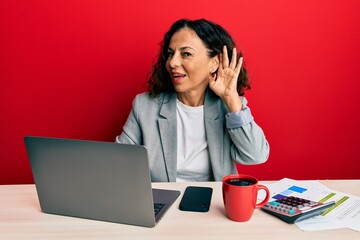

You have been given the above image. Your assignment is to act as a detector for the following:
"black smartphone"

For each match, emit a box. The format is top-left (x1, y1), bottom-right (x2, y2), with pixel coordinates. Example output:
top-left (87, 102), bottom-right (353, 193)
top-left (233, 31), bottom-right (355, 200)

top-left (179, 186), bottom-right (213, 212)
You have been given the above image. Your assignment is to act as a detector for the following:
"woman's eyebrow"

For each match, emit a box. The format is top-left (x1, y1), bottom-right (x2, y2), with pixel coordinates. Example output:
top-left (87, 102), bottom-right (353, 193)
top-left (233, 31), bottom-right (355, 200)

top-left (179, 46), bottom-right (195, 51)
top-left (168, 46), bottom-right (195, 51)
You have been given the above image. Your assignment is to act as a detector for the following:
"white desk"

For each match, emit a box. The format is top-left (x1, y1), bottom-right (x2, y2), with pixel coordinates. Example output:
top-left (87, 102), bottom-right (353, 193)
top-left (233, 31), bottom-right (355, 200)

top-left (1, 180), bottom-right (359, 240)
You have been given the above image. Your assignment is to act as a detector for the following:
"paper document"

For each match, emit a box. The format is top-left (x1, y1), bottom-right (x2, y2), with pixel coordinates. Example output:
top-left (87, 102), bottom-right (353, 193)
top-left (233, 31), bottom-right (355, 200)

top-left (261, 178), bottom-right (360, 232)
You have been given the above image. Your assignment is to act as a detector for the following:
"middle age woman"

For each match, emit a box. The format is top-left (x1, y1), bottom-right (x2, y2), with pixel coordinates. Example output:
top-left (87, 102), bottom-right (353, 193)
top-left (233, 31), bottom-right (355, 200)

top-left (116, 18), bottom-right (270, 182)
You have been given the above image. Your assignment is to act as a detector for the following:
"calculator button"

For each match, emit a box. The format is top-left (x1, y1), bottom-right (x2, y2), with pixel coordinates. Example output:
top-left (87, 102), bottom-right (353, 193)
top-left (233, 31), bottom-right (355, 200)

top-left (269, 201), bottom-right (280, 206)
top-left (288, 209), bottom-right (296, 214)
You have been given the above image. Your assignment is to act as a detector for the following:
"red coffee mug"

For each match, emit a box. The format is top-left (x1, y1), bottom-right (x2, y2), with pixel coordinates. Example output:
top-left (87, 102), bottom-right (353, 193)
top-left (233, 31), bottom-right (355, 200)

top-left (222, 174), bottom-right (270, 222)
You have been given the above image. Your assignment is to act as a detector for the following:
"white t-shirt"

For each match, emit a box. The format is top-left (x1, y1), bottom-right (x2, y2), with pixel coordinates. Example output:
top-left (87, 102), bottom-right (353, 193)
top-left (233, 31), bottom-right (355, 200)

top-left (176, 100), bottom-right (212, 182)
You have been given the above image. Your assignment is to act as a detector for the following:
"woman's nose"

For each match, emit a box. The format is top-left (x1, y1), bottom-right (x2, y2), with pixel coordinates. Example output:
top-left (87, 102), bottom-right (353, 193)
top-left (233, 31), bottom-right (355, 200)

top-left (169, 54), bottom-right (180, 68)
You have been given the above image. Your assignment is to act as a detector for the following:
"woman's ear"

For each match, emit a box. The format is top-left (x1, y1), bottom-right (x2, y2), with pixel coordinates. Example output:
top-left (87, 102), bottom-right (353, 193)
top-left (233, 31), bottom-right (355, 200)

top-left (210, 55), bottom-right (220, 73)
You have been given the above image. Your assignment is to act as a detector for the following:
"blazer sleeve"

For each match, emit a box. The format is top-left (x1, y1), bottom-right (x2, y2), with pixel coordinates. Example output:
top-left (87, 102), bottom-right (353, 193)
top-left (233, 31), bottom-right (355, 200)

top-left (115, 95), bottom-right (143, 145)
top-left (226, 98), bottom-right (270, 165)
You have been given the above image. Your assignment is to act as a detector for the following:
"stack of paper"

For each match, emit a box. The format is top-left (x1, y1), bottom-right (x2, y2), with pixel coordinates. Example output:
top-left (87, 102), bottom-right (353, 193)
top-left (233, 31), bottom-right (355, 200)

top-left (261, 178), bottom-right (360, 232)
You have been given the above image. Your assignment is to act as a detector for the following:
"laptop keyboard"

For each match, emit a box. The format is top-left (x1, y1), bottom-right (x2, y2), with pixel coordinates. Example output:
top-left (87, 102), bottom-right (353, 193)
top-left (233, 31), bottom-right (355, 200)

top-left (154, 203), bottom-right (166, 216)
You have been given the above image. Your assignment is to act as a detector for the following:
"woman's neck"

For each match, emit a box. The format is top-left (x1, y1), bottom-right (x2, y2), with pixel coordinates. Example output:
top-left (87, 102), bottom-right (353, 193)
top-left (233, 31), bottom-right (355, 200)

top-left (176, 91), bottom-right (206, 107)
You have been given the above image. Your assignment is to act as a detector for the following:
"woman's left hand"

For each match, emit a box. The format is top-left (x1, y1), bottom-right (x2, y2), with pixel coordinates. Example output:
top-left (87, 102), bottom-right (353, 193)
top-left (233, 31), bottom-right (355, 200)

top-left (209, 46), bottom-right (243, 112)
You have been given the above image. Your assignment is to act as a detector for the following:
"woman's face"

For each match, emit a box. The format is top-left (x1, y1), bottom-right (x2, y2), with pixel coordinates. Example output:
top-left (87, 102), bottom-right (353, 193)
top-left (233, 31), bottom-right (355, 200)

top-left (166, 28), bottom-right (217, 96)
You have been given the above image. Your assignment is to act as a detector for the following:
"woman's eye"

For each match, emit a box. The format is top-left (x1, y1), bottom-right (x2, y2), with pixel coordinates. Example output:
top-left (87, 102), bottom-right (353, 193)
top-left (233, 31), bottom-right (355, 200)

top-left (167, 51), bottom-right (174, 58)
top-left (182, 52), bottom-right (191, 57)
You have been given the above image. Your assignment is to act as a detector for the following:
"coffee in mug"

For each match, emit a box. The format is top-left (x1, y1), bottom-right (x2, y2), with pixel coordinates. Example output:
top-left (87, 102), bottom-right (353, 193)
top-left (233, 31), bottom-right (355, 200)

top-left (222, 174), bottom-right (270, 222)
top-left (225, 178), bottom-right (256, 186)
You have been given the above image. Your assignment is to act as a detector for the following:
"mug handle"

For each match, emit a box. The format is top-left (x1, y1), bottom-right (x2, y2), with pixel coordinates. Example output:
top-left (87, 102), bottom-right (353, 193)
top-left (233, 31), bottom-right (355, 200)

top-left (255, 185), bottom-right (270, 208)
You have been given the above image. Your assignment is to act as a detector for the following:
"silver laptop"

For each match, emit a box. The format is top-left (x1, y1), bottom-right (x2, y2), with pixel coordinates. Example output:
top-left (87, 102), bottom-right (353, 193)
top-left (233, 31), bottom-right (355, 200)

top-left (24, 136), bottom-right (180, 227)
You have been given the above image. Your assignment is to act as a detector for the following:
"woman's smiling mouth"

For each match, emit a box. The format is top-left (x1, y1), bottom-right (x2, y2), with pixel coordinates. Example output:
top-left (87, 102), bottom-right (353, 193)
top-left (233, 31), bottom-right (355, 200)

top-left (172, 72), bottom-right (186, 83)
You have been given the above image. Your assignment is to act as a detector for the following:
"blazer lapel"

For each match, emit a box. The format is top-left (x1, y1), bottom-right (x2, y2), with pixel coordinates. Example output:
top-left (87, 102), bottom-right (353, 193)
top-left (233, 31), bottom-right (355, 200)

top-left (158, 93), bottom-right (178, 182)
top-left (204, 91), bottom-right (225, 179)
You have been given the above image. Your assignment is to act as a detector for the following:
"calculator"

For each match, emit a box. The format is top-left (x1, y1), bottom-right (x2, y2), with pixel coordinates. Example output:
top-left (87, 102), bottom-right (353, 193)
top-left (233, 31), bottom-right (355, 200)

top-left (261, 196), bottom-right (335, 223)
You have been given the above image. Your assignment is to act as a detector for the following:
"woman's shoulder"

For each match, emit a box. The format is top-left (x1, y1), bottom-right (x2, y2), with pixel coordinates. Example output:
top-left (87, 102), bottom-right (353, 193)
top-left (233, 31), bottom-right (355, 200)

top-left (134, 91), bottom-right (174, 102)
top-left (132, 91), bottom-right (175, 107)
top-left (133, 92), bottom-right (151, 101)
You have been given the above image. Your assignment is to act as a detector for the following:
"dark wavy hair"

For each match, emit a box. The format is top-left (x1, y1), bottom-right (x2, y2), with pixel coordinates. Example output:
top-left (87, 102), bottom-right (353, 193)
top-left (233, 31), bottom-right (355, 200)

top-left (147, 18), bottom-right (250, 97)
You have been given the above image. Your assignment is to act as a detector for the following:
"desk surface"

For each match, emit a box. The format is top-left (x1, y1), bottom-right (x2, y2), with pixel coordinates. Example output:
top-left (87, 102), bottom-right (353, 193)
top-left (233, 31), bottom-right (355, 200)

top-left (1, 180), bottom-right (359, 240)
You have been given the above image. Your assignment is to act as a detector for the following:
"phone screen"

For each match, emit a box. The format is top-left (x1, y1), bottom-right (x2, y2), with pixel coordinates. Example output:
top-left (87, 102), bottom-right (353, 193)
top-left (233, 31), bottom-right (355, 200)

top-left (179, 186), bottom-right (213, 212)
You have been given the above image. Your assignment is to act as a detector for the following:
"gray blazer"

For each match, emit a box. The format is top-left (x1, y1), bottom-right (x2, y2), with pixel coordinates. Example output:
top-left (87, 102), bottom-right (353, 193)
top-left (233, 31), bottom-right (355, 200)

top-left (116, 90), bottom-right (269, 182)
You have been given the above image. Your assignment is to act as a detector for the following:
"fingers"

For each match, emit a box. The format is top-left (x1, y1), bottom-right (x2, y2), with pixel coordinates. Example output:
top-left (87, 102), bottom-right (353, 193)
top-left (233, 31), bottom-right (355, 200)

top-left (235, 57), bottom-right (243, 75)
top-left (222, 46), bottom-right (240, 71)
top-left (222, 45), bottom-right (229, 68)
top-left (229, 47), bottom-right (237, 69)
top-left (219, 52), bottom-right (223, 70)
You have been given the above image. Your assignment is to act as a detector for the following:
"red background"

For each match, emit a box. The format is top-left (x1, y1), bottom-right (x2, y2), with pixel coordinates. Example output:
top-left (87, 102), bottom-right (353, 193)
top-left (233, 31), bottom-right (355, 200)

top-left (1, 0), bottom-right (359, 184)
